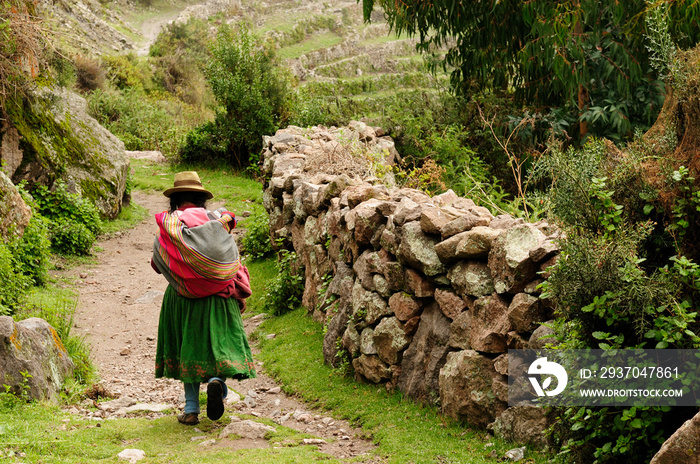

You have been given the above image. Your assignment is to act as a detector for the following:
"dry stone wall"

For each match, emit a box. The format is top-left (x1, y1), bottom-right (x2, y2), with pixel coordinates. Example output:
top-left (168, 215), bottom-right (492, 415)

top-left (261, 122), bottom-right (559, 443)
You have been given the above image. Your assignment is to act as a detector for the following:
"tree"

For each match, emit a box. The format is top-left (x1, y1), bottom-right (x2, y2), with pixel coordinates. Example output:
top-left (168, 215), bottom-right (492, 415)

top-left (181, 24), bottom-right (289, 167)
top-left (361, 0), bottom-right (700, 141)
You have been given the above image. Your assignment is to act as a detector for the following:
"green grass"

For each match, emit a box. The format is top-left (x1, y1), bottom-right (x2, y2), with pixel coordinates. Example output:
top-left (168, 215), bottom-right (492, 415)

top-left (0, 401), bottom-right (343, 463)
top-left (100, 200), bottom-right (149, 235)
top-left (358, 32), bottom-right (405, 47)
top-left (243, 256), bottom-right (278, 316)
top-left (277, 32), bottom-right (345, 60)
top-left (257, 308), bottom-right (553, 464)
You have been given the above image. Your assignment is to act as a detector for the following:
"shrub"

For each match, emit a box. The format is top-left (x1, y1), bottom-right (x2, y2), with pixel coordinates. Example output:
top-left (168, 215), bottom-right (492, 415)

top-left (88, 88), bottom-right (205, 157)
top-left (241, 211), bottom-right (272, 259)
top-left (6, 214), bottom-right (51, 286)
top-left (535, 138), bottom-right (700, 463)
top-left (182, 24), bottom-right (289, 167)
top-left (0, 243), bottom-right (30, 315)
top-left (100, 53), bottom-right (152, 92)
top-left (50, 219), bottom-right (95, 256)
top-left (150, 19), bottom-right (211, 107)
top-left (263, 250), bottom-right (304, 316)
top-left (29, 182), bottom-right (102, 255)
top-left (73, 54), bottom-right (106, 92)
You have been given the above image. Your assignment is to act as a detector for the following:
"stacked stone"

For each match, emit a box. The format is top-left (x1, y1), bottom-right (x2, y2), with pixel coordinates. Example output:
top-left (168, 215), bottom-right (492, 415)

top-left (261, 123), bottom-right (558, 442)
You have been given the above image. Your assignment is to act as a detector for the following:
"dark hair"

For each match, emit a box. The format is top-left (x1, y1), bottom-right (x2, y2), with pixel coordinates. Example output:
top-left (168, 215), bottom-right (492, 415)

top-left (169, 191), bottom-right (208, 212)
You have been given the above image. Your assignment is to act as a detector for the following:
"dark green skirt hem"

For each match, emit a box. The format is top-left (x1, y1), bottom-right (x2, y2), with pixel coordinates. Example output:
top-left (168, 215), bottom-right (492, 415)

top-left (155, 285), bottom-right (256, 383)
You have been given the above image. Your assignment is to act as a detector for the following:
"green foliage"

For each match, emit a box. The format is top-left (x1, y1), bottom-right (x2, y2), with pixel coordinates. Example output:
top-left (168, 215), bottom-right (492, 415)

top-left (50, 219), bottom-right (96, 256)
top-left (30, 182), bottom-right (102, 256)
top-left (0, 243), bottom-right (31, 315)
top-left (645, 2), bottom-right (681, 84)
top-left (240, 211), bottom-right (272, 259)
top-left (262, 250), bottom-right (304, 316)
top-left (6, 213), bottom-right (50, 286)
top-left (100, 53), bottom-right (152, 92)
top-left (149, 18), bottom-right (211, 106)
top-left (87, 88), bottom-right (206, 158)
top-left (182, 24), bottom-right (289, 167)
top-left (6, 185), bottom-right (51, 285)
top-left (362, 0), bottom-right (700, 142)
top-left (0, 371), bottom-right (32, 410)
top-left (554, 406), bottom-right (668, 464)
top-left (535, 139), bottom-right (700, 463)
top-left (665, 166), bottom-right (700, 244)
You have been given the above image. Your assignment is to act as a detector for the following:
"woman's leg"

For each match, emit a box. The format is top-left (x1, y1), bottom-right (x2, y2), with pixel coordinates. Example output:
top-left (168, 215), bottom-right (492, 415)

top-left (183, 382), bottom-right (200, 414)
top-left (206, 377), bottom-right (227, 420)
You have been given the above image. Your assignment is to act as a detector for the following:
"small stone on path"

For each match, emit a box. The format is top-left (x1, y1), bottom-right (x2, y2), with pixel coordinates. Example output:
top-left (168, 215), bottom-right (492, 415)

top-left (219, 419), bottom-right (276, 440)
top-left (117, 449), bottom-right (146, 463)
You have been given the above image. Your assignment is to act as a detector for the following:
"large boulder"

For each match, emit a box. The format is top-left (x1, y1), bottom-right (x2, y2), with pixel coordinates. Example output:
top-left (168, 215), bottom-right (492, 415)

top-left (488, 225), bottom-right (546, 294)
top-left (397, 303), bottom-right (452, 405)
top-left (0, 171), bottom-right (32, 240)
top-left (4, 87), bottom-right (128, 218)
top-left (489, 402), bottom-right (549, 447)
top-left (650, 411), bottom-right (700, 464)
top-left (439, 349), bottom-right (507, 428)
top-left (397, 221), bottom-right (447, 276)
top-left (0, 316), bottom-right (75, 401)
top-left (373, 317), bottom-right (411, 365)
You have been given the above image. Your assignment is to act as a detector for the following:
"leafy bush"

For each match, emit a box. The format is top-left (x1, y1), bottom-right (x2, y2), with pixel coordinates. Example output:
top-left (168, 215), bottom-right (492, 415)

top-left (263, 250), bottom-right (304, 316)
top-left (181, 24), bottom-right (290, 167)
top-left (149, 19), bottom-right (212, 107)
top-left (6, 214), bottom-right (50, 286)
top-left (29, 182), bottom-right (102, 255)
top-left (241, 211), bottom-right (272, 259)
top-left (50, 219), bottom-right (95, 256)
top-left (88, 88), bottom-right (205, 157)
top-left (535, 138), bottom-right (700, 463)
top-left (100, 53), bottom-right (152, 92)
top-left (0, 243), bottom-right (30, 315)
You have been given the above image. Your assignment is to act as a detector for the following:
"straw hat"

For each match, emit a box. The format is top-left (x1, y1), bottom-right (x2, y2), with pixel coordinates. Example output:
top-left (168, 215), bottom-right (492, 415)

top-left (163, 171), bottom-right (213, 199)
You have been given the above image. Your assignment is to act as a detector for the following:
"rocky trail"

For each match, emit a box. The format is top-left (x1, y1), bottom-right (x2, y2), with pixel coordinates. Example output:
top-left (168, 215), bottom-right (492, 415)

top-left (63, 187), bottom-right (380, 462)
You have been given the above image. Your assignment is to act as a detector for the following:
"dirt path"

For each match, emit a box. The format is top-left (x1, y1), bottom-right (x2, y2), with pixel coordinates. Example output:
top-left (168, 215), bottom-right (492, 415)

top-left (67, 189), bottom-right (379, 461)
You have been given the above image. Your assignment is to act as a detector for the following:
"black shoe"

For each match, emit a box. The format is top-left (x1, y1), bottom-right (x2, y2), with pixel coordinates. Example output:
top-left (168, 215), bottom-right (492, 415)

top-left (177, 413), bottom-right (199, 425)
top-left (206, 379), bottom-right (225, 421)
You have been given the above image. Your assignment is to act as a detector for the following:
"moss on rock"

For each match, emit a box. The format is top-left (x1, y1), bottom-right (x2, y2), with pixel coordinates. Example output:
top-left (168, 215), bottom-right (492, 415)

top-left (4, 86), bottom-right (128, 218)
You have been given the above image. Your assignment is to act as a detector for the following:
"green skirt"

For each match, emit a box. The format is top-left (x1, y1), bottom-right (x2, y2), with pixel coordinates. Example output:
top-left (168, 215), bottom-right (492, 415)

top-left (155, 285), bottom-right (256, 383)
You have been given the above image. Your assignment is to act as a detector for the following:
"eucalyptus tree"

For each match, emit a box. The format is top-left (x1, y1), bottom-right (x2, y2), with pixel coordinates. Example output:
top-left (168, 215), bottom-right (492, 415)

top-left (361, 0), bottom-right (700, 140)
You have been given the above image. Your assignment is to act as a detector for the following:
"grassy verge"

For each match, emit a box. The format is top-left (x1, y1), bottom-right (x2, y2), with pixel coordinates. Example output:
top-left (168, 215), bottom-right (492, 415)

top-left (0, 401), bottom-right (341, 463)
top-left (259, 309), bottom-right (548, 464)
top-left (257, 308), bottom-right (552, 464)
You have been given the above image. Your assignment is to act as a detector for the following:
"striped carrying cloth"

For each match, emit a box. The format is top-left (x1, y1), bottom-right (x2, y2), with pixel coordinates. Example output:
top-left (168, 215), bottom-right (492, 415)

top-left (152, 210), bottom-right (241, 298)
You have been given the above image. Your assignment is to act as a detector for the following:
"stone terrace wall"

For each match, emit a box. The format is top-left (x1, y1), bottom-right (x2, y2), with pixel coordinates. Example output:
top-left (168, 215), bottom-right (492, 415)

top-left (261, 122), bottom-right (559, 444)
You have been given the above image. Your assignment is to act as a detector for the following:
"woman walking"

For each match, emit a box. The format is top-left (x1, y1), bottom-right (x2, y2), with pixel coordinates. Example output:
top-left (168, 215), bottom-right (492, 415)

top-left (151, 171), bottom-right (255, 425)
